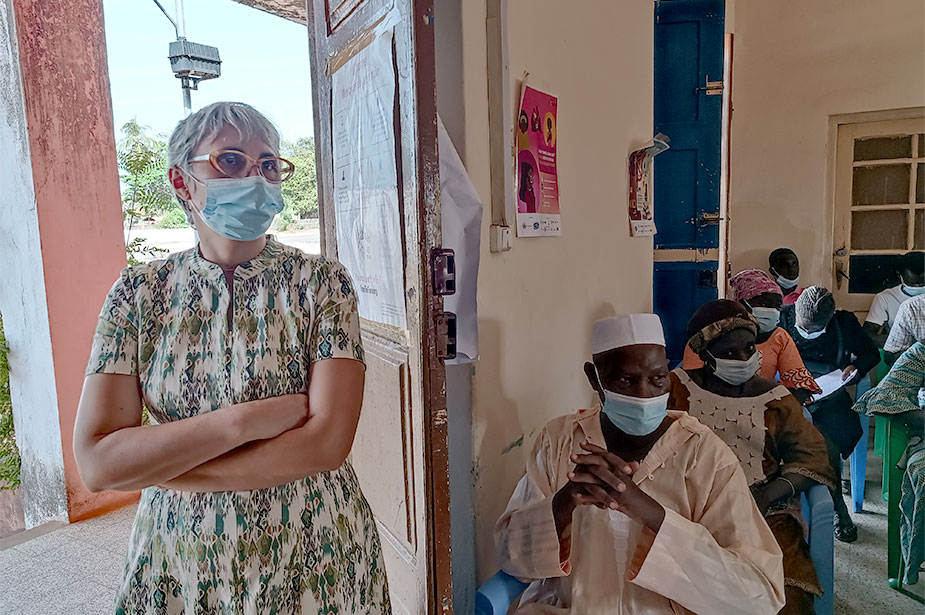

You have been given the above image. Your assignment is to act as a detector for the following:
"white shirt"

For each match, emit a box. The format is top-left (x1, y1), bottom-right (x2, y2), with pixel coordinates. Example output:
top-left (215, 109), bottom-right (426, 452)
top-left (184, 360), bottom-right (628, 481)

top-left (866, 285), bottom-right (918, 329)
top-left (885, 294), bottom-right (925, 353)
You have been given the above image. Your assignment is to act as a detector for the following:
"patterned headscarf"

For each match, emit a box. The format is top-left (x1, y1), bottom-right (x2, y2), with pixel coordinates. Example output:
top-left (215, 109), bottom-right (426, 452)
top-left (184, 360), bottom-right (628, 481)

top-left (686, 299), bottom-right (759, 354)
top-left (729, 270), bottom-right (782, 302)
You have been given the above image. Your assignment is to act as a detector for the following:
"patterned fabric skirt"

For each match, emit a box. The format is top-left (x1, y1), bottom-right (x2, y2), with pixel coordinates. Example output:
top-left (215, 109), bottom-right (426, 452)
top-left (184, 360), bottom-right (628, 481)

top-left (901, 438), bottom-right (925, 585)
top-left (114, 463), bottom-right (390, 614)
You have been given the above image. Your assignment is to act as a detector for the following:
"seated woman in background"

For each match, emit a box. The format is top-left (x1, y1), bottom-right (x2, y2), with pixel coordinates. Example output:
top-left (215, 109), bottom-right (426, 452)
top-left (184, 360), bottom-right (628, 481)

top-left (670, 300), bottom-right (835, 615)
top-left (853, 342), bottom-right (925, 585)
top-left (780, 286), bottom-right (881, 542)
top-left (683, 269), bottom-right (821, 404)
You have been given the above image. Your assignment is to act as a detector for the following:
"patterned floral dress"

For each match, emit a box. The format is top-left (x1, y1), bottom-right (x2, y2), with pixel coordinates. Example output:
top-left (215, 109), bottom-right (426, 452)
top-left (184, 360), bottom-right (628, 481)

top-left (86, 237), bottom-right (390, 614)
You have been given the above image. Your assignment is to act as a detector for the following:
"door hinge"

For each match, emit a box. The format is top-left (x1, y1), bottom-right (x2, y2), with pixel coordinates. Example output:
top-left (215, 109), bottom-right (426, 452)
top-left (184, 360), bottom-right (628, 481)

top-left (435, 311), bottom-right (457, 361)
top-left (695, 79), bottom-right (724, 96)
top-left (432, 248), bottom-right (456, 296)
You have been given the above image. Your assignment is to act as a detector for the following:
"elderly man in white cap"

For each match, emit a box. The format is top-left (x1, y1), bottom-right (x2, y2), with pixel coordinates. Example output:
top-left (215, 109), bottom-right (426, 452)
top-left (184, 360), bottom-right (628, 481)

top-left (494, 314), bottom-right (785, 615)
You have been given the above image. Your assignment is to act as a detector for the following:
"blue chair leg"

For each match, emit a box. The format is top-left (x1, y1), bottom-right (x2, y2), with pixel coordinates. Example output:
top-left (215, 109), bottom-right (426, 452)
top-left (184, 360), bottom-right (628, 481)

top-left (804, 484), bottom-right (835, 615)
top-left (849, 414), bottom-right (869, 513)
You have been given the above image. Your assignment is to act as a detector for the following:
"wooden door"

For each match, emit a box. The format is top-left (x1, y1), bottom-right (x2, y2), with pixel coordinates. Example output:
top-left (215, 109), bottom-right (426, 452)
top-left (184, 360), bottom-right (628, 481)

top-left (832, 115), bottom-right (925, 314)
top-left (306, 1), bottom-right (452, 613)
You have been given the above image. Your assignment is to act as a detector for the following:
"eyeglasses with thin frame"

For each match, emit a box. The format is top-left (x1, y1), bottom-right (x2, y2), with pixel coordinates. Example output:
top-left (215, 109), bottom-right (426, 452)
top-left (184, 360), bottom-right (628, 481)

top-left (188, 149), bottom-right (295, 183)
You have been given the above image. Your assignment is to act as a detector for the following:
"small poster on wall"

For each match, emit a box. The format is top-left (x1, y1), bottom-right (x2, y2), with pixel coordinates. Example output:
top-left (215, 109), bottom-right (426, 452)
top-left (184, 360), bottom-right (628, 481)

top-left (627, 133), bottom-right (670, 237)
top-left (516, 84), bottom-right (561, 237)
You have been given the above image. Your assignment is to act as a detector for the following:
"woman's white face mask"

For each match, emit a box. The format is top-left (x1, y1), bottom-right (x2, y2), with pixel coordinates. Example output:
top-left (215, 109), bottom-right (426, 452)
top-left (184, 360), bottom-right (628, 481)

top-left (707, 350), bottom-right (760, 386)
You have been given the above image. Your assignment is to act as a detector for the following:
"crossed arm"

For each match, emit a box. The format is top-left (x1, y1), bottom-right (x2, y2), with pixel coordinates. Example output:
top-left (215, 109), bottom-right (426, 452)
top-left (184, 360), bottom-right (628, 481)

top-left (73, 358), bottom-right (364, 493)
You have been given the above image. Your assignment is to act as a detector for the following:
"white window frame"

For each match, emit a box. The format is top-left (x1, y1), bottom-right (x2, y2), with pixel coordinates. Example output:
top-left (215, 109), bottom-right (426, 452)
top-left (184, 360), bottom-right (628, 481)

top-left (829, 109), bottom-right (925, 313)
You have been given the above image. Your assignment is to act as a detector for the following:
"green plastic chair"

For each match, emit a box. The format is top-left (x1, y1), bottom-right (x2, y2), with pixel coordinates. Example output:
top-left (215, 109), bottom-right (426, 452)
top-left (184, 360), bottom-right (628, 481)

top-left (873, 350), bottom-right (889, 460)
top-left (877, 414), bottom-right (924, 602)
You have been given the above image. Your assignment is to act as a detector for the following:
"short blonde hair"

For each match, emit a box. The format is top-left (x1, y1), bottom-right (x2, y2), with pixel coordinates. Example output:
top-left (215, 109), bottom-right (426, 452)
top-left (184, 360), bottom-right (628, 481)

top-left (167, 101), bottom-right (281, 171)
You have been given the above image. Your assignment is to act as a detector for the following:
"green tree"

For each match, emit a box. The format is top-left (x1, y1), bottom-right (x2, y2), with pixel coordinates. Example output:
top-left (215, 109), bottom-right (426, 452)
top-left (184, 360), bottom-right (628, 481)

top-left (280, 138), bottom-right (319, 221)
top-left (118, 119), bottom-right (174, 219)
top-left (118, 119), bottom-right (173, 264)
top-left (0, 314), bottom-right (20, 489)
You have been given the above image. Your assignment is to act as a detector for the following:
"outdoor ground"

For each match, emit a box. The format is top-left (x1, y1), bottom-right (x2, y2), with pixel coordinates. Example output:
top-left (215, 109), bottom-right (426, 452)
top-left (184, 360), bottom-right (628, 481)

top-left (0, 438), bottom-right (921, 614)
top-left (128, 225), bottom-right (321, 261)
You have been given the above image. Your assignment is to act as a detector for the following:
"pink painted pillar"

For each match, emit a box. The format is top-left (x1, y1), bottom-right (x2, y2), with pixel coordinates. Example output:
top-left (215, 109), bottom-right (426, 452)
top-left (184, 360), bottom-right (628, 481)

top-left (13, 0), bottom-right (138, 521)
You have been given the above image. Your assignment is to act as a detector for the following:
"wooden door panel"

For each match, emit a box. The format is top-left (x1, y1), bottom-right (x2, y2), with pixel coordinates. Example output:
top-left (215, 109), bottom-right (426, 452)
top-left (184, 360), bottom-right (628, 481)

top-left (307, 0), bottom-right (451, 611)
top-left (351, 338), bottom-right (416, 551)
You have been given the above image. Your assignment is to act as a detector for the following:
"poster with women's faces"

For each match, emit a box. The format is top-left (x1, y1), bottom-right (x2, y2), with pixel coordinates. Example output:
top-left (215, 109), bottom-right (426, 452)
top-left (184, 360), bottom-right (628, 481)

top-left (516, 84), bottom-right (561, 237)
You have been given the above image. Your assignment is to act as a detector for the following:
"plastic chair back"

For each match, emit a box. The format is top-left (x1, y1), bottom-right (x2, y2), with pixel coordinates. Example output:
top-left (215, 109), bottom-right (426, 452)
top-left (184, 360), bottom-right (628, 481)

top-left (475, 570), bottom-right (529, 615)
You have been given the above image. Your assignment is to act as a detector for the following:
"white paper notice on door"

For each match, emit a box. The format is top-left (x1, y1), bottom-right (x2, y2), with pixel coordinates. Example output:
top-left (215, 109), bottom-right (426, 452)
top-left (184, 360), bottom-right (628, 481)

top-left (331, 32), bottom-right (407, 329)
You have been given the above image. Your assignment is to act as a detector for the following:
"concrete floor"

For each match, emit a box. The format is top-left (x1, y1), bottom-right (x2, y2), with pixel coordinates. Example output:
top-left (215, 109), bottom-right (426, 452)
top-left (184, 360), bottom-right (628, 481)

top-left (0, 447), bottom-right (921, 614)
top-left (835, 452), bottom-right (923, 614)
top-left (0, 505), bottom-right (135, 614)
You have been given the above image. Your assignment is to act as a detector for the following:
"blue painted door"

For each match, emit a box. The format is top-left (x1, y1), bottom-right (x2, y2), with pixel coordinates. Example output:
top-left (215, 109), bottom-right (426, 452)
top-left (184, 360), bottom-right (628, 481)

top-left (653, 0), bottom-right (724, 363)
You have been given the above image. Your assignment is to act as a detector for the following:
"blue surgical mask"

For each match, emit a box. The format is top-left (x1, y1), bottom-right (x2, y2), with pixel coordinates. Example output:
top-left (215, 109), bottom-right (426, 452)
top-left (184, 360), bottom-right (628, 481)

top-left (749, 306), bottom-right (780, 333)
top-left (707, 350), bottom-right (760, 386)
top-left (595, 367), bottom-right (668, 436)
top-left (903, 284), bottom-right (925, 297)
top-left (192, 175), bottom-right (284, 241)
top-left (796, 323), bottom-right (826, 340)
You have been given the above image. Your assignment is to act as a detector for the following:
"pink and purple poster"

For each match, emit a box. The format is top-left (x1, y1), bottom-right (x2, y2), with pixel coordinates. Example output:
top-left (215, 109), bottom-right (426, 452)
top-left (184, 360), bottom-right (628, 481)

top-left (516, 85), bottom-right (560, 237)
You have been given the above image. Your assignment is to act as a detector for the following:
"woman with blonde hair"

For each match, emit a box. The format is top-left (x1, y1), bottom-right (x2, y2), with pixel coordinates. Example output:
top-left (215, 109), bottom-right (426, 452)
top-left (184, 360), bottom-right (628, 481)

top-left (74, 102), bottom-right (390, 614)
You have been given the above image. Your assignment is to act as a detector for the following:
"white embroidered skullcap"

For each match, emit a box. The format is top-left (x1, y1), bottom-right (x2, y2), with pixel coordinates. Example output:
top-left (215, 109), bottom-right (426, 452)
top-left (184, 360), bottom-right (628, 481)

top-left (591, 314), bottom-right (665, 355)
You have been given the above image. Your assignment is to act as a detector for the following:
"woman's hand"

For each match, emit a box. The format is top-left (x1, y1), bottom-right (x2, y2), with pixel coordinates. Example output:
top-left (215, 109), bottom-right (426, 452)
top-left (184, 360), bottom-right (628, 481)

top-left (238, 393), bottom-right (310, 441)
top-left (842, 364), bottom-right (859, 384)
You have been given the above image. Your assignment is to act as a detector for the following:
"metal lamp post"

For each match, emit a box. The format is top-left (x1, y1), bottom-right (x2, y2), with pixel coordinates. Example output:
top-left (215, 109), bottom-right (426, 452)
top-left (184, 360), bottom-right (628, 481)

top-left (152, 0), bottom-right (221, 116)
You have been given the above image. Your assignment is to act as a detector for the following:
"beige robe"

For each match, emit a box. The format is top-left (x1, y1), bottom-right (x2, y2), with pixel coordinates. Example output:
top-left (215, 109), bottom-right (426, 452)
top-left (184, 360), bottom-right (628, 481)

top-left (495, 408), bottom-right (785, 615)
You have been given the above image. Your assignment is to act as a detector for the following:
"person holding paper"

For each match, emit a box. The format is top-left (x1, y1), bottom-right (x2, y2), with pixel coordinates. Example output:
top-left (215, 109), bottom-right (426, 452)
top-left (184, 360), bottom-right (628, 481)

top-left (671, 300), bottom-right (834, 615)
top-left (496, 314), bottom-right (785, 614)
top-left (779, 286), bottom-right (880, 542)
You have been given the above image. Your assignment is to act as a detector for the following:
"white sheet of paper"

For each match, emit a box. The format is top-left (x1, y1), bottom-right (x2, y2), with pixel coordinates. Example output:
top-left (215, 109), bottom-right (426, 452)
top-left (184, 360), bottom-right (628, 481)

top-left (813, 369), bottom-right (856, 401)
top-left (331, 33), bottom-right (406, 328)
top-left (438, 116), bottom-right (482, 364)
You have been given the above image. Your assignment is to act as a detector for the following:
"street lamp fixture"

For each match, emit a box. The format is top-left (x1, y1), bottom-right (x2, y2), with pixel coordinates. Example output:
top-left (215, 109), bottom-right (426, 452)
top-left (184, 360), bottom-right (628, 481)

top-left (152, 0), bottom-right (221, 115)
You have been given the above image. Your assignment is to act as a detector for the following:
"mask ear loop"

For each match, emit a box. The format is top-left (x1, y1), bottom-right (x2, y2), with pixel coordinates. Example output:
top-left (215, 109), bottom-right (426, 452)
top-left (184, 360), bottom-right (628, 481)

top-left (592, 364), bottom-right (607, 403)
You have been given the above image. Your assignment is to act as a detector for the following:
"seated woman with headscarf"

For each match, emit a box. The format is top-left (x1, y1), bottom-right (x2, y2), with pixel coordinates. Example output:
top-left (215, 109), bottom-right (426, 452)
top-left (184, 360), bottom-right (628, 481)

top-left (779, 286), bottom-right (881, 542)
top-left (853, 342), bottom-right (925, 584)
top-left (669, 300), bottom-right (835, 615)
top-left (683, 270), bottom-right (821, 404)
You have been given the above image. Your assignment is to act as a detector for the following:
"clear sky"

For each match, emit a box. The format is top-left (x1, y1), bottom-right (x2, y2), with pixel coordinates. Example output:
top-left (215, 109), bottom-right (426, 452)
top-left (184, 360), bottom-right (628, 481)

top-left (103, 0), bottom-right (314, 143)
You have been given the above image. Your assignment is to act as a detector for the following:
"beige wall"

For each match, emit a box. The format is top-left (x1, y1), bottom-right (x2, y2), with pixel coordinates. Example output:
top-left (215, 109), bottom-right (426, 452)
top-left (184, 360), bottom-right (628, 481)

top-left (727, 0), bottom-right (925, 286)
top-left (458, 0), bottom-right (655, 577)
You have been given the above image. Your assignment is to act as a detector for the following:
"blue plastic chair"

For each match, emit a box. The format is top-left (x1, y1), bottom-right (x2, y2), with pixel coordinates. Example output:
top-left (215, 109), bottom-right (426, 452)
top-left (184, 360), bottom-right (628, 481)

top-left (476, 484), bottom-right (835, 615)
top-left (849, 374), bottom-right (874, 512)
top-left (474, 570), bottom-right (529, 615)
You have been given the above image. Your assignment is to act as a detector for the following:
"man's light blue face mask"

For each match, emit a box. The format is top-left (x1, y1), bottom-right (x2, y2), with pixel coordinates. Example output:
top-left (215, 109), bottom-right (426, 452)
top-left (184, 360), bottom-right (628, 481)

top-left (594, 366), bottom-right (669, 436)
